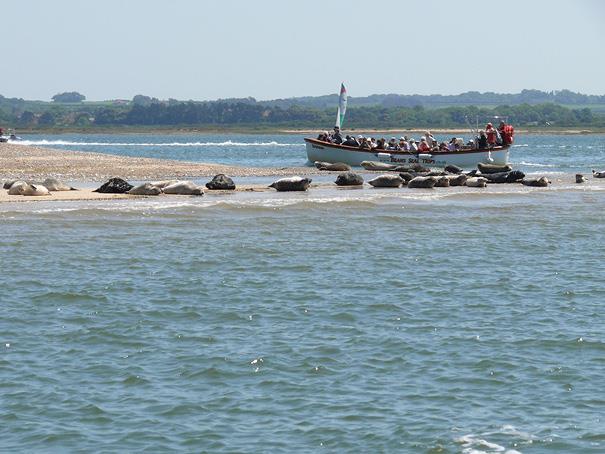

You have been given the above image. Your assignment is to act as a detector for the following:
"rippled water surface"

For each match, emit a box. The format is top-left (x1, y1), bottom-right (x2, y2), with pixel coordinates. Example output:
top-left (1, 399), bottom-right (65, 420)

top-left (1, 134), bottom-right (605, 452)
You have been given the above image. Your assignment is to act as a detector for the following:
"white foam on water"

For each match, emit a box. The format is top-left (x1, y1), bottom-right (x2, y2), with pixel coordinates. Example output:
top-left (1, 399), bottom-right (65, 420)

top-left (17, 139), bottom-right (304, 148)
top-left (514, 161), bottom-right (557, 168)
top-left (456, 434), bottom-right (522, 454)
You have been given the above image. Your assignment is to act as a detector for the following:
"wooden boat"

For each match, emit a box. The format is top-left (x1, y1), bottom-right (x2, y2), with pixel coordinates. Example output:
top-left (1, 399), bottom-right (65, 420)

top-left (305, 138), bottom-right (511, 168)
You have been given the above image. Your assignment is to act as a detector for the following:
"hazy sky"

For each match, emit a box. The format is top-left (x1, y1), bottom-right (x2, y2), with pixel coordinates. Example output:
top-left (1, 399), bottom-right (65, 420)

top-left (1, 0), bottom-right (603, 101)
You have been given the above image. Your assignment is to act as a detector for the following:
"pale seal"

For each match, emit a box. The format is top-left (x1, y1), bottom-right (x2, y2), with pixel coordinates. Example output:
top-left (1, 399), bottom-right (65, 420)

top-left (592, 169), bottom-right (605, 178)
top-left (269, 177), bottom-right (312, 191)
top-left (41, 178), bottom-right (76, 191)
top-left (361, 161), bottom-right (398, 171)
top-left (465, 177), bottom-right (488, 188)
top-left (127, 183), bottom-right (163, 195)
top-left (368, 174), bottom-right (403, 188)
top-left (7, 181), bottom-right (30, 195)
top-left (163, 181), bottom-right (204, 195)
top-left (445, 174), bottom-right (468, 186)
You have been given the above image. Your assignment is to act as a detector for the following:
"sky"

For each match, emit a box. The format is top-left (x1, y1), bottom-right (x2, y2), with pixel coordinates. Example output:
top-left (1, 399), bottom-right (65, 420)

top-left (1, 0), bottom-right (603, 101)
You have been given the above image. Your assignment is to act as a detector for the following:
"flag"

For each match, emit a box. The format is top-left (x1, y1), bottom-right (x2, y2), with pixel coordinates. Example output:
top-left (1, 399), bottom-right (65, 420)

top-left (335, 83), bottom-right (347, 128)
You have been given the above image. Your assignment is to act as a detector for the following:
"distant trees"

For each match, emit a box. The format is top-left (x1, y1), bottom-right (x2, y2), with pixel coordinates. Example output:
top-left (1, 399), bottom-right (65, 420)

top-left (52, 92), bottom-right (86, 103)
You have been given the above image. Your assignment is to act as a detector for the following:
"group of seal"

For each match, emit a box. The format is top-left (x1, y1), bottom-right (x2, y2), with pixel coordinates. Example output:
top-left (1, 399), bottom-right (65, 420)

top-left (3, 177), bottom-right (76, 196)
top-left (91, 174), bottom-right (238, 196)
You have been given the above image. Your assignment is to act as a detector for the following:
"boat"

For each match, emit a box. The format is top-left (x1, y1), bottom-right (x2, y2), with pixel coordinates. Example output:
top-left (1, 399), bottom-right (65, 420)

top-left (305, 138), bottom-right (511, 167)
top-left (304, 83), bottom-right (512, 168)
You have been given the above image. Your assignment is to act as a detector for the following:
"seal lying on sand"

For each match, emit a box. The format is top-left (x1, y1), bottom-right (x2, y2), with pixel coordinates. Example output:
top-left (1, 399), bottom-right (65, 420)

top-left (41, 178), bottom-right (76, 191)
top-left (434, 176), bottom-right (450, 187)
top-left (466, 177), bottom-right (488, 188)
top-left (368, 174), bottom-right (403, 188)
top-left (163, 181), bottom-right (204, 195)
top-left (361, 161), bottom-right (398, 171)
top-left (206, 174), bottom-right (236, 190)
top-left (481, 170), bottom-right (525, 184)
top-left (445, 164), bottom-right (463, 174)
top-left (576, 174), bottom-right (586, 183)
top-left (592, 169), bottom-right (605, 178)
top-left (477, 163), bottom-right (513, 174)
top-left (3, 180), bottom-right (22, 190)
top-left (335, 172), bottom-right (364, 186)
top-left (408, 176), bottom-right (437, 188)
top-left (127, 183), bottom-right (163, 195)
top-left (445, 174), bottom-right (468, 186)
top-left (522, 177), bottom-right (550, 187)
top-left (150, 180), bottom-right (179, 189)
top-left (314, 161), bottom-right (351, 171)
top-left (9, 182), bottom-right (51, 196)
top-left (93, 178), bottom-right (134, 194)
top-left (398, 172), bottom-right (415, 184)
top-left (269, 177), bottom-right (312, 191)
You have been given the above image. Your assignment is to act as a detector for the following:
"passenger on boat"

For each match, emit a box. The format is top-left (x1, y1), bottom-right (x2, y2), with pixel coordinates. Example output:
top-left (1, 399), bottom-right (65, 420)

top-left (448, 138), bottom-right (458, 151)
top-left (478, 130), bottom-right (489, 149)
top-left (437, 142), bottom-right (449, 152)
top-left (425, 131), bottom-right (436, 147)
top-left (331, 126), bottom-right (343, 144)
top-left (418, 137), bottom-right (431, 152)
top-left (398, 137), bottom-right (409, 151)
top-left (342, 135), bottom-right (358, 147)
top-left (387, 137), bottom-right (399, 151)
top-left (375, 138), bottom-right (386, 150)
top-left (317, 131), bottom-right (330, 142)
top-left (409, 139), bottom-right (418, 152)
top-left (485, 123), bottom-right (497, 147)
top-left (359, 137), bottom-right (372, 150)
top-left (498, 121), bottom-right (515, 145)
top-left (370, 137), bottom-right (378, 149)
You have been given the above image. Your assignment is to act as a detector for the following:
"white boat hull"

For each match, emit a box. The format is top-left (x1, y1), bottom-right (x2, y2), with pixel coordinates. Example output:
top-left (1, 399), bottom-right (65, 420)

top-left (305, 139), bottom-right (510, 168)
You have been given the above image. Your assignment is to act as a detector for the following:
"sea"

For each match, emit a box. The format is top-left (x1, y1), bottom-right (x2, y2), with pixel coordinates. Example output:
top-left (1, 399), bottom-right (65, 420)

top-left (1, 133), bottom-right (604, 453)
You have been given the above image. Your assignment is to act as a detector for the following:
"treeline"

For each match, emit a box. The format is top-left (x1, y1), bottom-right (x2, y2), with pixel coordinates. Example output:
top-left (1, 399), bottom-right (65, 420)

top-left (1, 99), bottom-right (604, 129)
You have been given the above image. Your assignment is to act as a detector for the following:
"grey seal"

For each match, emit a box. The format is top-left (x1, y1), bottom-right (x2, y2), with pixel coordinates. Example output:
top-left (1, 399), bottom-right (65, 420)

top-left (481, 170), bottom-right (525, 183)
top-left (368, 174), bottom-right (403, 188)
top-left (398, 172), bottom-right (415, 183)
top-left (576, 174), bottom-right (586, 183)
top-left (445, 174), bottom-right (468, 186)
top-left (444, 164), bottom-right (463, 174)
top-left (9, 183), bottom-right (51, 196)
top-left (315, 161), bottom-right (352, 171)
top-left (7, 181), bottom-right (30, 195)
top-left (522, 177), bottom-right (550, 187)
top-left (408, 176), bottom-right (437, 188)
top-left (41, 178), bottom-right (76, 191)
top-left (206, 174), bottom-right (236, 190)
top-left (163, 181), bottom-right (204, 195)
top-left (466, 177), bottom-right (488, 188)
top-left (127, 183), bottom-right (163, 195)
top-left (592, 169), bottom-right (605, 178)
top-left (335, 172), bottom-right (364, 186)
top-left (269, 177), bottom-right (312, 191)
top-left (477, 163), bottom-right (513, 174)
top-left (434, 176), bottom-right (450, 187)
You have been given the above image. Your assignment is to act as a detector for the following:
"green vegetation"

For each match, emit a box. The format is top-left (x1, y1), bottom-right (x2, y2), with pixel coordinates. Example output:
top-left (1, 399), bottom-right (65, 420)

top-left (51, 91), bottom-right (86, 103)
top-left (1, 90), bottom-right (605, 131)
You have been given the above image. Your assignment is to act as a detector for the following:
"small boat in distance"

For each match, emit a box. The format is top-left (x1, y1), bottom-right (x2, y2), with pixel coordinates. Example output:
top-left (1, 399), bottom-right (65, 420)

top-left (305, 138), bottom-right (511, 167)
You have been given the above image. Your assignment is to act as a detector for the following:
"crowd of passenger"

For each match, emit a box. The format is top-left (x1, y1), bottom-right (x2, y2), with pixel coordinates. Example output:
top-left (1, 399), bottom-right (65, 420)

top-left (317, 121), bottom-right (514, 152)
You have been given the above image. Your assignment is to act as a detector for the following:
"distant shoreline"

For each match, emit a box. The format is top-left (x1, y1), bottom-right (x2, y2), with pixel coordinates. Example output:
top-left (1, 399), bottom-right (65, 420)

top-left (10, 126), bottom-right (605, 135)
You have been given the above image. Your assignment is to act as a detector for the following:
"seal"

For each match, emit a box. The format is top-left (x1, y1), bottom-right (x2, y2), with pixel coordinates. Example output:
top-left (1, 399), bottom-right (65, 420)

top-left (163, 181), bottom-right (204, 195)
top-left (465, 177), bottom-right (488, 188)
top-left (10, 183), bottom-right (51, 196)
top-left (398, 172), bottom-right (415, 184)
top-left (150, 180), bottom-right (179, 189)
top-left (434, 176), bottom-right (450, 187)
top-left (445, 174), bottom-right (468, 186)
top-left (7, 181), bottom-right (30, 195)
top-left (206, 174), bottom-right (236, 190)
top-left (335, 172), bottom-right (364, 186)
top-left (477, 163), bottom-right (513, 174)
top-left (481, 170), bottom-right (525, 184)
top-left (576, 174), bottom-right (586, 183)
top-left (93, 178), bottom-right (133, 194)
top-left (3, 180), bottom-right (21, 190)
top-left (592, 169), bottom-right (605, 178)
top-left (41, 178), bottom-right (76, 191)
top-left (407, 176), bottom-right (437, 188)
top-left (361, 161), bottom-right (398, 171)
top-left (445, 164), bottom-right (463, 174)
top-left (368, 174), bottom-right (403, 188)
top-left (127, 183), bottom-right (163, 195)
top-left (522, 177), bottom-right (550, 187)
top-left (315, 161), bottom-right (352, 171)
top-left (269, 176), bottom-right (312, 191)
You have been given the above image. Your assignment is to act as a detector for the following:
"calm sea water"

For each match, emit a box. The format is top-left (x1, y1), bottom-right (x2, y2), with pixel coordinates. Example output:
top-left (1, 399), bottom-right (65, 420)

top-left (1, 134), bottom-right (605, 452)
